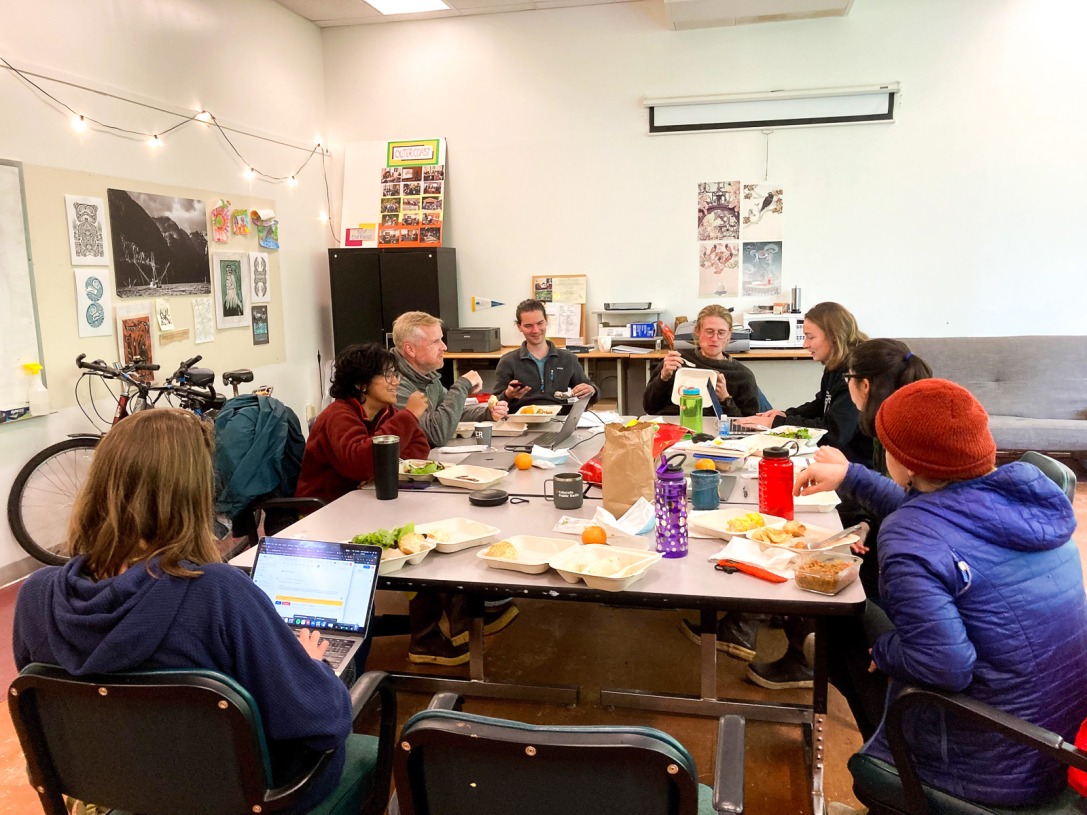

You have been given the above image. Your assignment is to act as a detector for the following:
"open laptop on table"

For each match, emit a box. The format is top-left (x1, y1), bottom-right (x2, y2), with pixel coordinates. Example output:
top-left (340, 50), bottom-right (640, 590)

top-left (502, 395), bottom-right (591, 453)
top-left (250, 536), bottom-right (382, 677)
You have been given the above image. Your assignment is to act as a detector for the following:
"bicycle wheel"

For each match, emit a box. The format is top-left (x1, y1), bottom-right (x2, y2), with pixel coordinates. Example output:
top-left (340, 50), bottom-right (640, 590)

top-left (7, 436), bottom-right (100, 565)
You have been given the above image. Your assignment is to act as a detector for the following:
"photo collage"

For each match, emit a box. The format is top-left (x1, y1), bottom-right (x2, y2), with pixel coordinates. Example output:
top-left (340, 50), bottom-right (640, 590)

top-left (377, 164), bottom-right (445, 247)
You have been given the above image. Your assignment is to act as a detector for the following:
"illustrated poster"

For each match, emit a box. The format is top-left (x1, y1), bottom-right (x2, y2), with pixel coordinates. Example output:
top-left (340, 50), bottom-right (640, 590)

top-left (696, 180), bottom-right (786, 298)
top-left (210, 199), bottom-right (231, 243)
top-left (231, 208), bottom-right (250, 236)
top-left (741, 241), bottom-right (783, 297)
top-left (251, 304), bottom-right (269, 345)
top-left (741, 184), bottom-right (784, 242)
top-left (74, 268), bottom-right (113, 338)
top-left (212, 252), bottom-right (249, 329)
top-left (249, 252), bottom-right (270, 302)
top-left (65, 194), bottom-right (109, 266)
top-left (114, 302), bottom-right (153, 382)
top-left (154, 298), bottom-right (175, 332)
top-left (192, 297), bottom-right (214, 344)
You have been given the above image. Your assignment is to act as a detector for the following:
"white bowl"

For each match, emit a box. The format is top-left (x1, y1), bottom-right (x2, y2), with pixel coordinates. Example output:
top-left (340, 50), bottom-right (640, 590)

top-left (548, 545), bottom-right (662, 592)
top-left (376, 539), bottom-right (436, 575)
top-left (415, 517), bottom-right (501, 553)
top-left (689, 508), bottom-right (787, 540)
top-left (512, 405), bottom-right (562, 424)
top-left (434, 465), bottom-right (507, 491)
top-left (476, 535), bottom-right (580, 574)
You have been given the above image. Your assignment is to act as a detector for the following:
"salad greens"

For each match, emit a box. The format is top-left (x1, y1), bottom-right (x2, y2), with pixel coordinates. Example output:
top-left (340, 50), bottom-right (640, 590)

top-left (351, 522), bottom-right (415, 550)
top-left (768, 428), bottom-right (813, 441)
top-left (403, 460), bottom-right (442, 475)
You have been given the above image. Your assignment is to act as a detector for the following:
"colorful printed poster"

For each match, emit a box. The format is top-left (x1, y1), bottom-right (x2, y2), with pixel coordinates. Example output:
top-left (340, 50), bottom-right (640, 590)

top-left (74, 268), bottom-right (113, 338)
top-left (697, 180), bottom-right (786, 298)
top-left (741, 184), bottom-right (783, 242)
top-left (210, 199), bottom-right (231, 243)
top-left (698, 241), bottom-right (739, 297)
top-left (698, 181), bottom-right (740, 242)
top-left (212, 252), bottom-right (249, 329)
top-left (741, 241), bottom-right (783, 297)
top-left (251, 304), bottom-right (269, 345)
top-left (249, 252), bottom-right (270, 303)
top-left (115, 302), bottom-right (153, 382)
top-left (231, 208), bottom-right (250, 236)
top-left (192, 297), bottom-right (214, 344)
top-left (377, 157), bottom-right (444, 248)
top-left (65, 195), bottom-right (109, 266)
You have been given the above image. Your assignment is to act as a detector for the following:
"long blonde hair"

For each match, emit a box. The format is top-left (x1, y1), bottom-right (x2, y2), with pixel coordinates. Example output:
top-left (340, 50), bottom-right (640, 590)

top-left (68, 409), bottom-right (221, 578)
top-left (805, 302), bottom-right (868, 370)
top-left (693, 305), bottom-right (734, 354)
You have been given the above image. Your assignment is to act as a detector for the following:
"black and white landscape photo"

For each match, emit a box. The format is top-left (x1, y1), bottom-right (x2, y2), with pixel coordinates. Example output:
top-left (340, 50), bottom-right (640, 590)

top-left (107, 189), bottom-right (210, 298)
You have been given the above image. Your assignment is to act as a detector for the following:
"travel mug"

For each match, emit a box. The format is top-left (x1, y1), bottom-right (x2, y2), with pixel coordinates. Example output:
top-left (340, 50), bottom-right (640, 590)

top-left (473, 423), bottom-right (493, 448)
top-left (543, 472), bottom-right (584, 510)
top-left (690, 469), bottom-right (721, 511)
top-left (372, 435), bottom-right (400, 500)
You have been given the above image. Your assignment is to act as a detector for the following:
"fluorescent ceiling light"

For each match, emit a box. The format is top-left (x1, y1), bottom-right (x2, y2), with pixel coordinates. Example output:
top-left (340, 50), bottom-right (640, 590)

top-left (366, 0), bottom-right (449, 14)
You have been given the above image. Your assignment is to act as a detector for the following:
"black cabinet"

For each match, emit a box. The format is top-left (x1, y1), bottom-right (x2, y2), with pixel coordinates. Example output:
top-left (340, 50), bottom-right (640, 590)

top-left (328, 247), bottom-right (459, 353)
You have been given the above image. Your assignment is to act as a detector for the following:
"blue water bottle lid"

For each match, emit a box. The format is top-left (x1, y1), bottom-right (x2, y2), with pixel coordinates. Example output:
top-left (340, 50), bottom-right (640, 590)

top-left (682, 387), bottom-right (700, 395)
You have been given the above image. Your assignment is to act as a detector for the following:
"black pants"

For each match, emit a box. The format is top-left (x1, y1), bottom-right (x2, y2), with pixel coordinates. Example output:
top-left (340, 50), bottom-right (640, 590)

top-left (826, 601), bottom-right (895, 741)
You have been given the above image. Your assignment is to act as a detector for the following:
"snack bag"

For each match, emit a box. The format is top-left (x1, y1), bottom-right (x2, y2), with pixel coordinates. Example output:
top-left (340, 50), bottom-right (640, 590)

top-left (579, 422), bottom-right (686, 486)
top-left (600, 422), bottom-right (656, 518)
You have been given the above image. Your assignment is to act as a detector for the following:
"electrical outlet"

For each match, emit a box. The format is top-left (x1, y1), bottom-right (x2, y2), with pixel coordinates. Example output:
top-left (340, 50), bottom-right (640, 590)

top-left (305, 403), bottom-right (317, 422)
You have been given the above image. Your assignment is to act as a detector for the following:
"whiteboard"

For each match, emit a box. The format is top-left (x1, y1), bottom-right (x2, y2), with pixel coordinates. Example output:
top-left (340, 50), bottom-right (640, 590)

top-left (0, 160), bottom-right (42, 411)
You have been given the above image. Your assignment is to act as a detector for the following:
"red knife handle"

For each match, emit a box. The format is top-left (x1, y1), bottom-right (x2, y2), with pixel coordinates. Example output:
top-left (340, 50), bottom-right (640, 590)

top-left (717, 559), bottom-right (788, 583)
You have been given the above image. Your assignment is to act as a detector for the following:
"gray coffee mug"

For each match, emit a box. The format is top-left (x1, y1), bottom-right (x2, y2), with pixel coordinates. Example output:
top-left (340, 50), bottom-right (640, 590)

top-left (544, 472), bottom-right (584, 510)
top-left (473, 423), bottom-right (493, 448)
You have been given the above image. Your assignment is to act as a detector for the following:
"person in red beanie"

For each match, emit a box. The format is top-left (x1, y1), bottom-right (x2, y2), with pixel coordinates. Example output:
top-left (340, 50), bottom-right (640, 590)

top-left (796, 378), bottom-right (1087, 807)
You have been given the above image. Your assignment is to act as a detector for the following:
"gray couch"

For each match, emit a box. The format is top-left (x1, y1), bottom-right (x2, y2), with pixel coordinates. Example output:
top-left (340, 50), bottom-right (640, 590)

top-left (899, 336), bottom-right (1087, 460)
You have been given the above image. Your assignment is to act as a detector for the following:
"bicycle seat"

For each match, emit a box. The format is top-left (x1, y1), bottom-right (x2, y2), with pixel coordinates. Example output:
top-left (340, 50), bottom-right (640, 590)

top-left (222, 369), bottom-right (254, 386)
top-left (186, 367), bottom-right (215, 387)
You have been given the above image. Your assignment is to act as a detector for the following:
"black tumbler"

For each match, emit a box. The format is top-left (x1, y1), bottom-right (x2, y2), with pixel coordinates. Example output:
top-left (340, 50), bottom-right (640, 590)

top-left (372, 435), bottom-right (400, 500)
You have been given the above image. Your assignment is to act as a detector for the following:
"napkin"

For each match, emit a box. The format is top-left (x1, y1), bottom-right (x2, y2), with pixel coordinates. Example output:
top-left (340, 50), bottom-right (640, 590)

top-left (591, 498), bottom-right (656, 549)
top-left (438, 444), bottom-right (486, 454)
top-left (707, 536), bottom-right (800, 579)
top-left (531, 445), bottom-right (569, 464)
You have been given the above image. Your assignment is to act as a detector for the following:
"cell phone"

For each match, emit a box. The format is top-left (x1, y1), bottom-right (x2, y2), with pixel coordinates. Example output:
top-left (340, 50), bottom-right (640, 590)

top-left (718, 475), bottom-right (738, 502)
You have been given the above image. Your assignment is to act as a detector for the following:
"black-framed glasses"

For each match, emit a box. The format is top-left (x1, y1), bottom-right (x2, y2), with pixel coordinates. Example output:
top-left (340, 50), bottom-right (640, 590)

top-left (842, 372), bottom-right (862, 382)
top-left (382, 369), bottom-right (402, 383)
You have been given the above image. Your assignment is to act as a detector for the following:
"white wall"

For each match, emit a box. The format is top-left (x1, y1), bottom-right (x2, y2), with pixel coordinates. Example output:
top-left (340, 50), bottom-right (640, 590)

top-left (321, 0), bottom-right (1087, 344)
top-left (0, 0), bottom-right (329, 576)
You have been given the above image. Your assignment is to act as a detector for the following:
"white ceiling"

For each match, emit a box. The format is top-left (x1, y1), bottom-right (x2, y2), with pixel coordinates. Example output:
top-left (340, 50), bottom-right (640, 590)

top-left (271, 0), bottom-right (853, 28)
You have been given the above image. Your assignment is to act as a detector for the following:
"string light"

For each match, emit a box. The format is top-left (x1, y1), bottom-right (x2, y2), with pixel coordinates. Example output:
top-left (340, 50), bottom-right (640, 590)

top-left (242, 166), bottom-right (255, 180)
top-left (195, 110), bottom-right (212, 123)
top-left (147, 134), bottom-right (162, 148)
top-left (288, 175), bottom-right (297, 186)
top-left (71, 114), bottom-right (87, 132)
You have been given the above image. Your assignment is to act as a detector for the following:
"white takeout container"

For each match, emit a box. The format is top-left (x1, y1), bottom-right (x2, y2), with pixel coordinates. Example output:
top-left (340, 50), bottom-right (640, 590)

top-left (492, 421), bottom-right (529, 436)
top-left (376, 539), bottom-right (436, 575)
top-left (548, 545), bottom-right (662, 592)
top-left (512, 405), bottom-right (562, 424)
top-left (455, 422), bottom-right (475, 438)
top-left (746, 521), bottom-right (858, 552)
top-left (689, 508), bottom-right (787, 540)
top-left (398, 459), bottom-right (449, 482)
top-left (795, 490), bottom-right (840, 512)
top-left (669, 367), bottom-right (717, 406)
top-left (434, 465), bottom-right (507, 491)
top-left (416, 517), bottom-right (501, 553)
top-left (476, 535), bottom-right (580, 574)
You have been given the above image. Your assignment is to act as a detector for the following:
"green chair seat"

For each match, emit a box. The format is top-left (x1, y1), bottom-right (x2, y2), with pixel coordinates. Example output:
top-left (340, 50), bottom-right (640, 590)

top-left (310, 734), bottom-right (382, 815)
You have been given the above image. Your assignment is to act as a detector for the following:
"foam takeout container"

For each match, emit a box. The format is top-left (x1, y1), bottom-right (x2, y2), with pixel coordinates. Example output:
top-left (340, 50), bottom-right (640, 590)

top-left (476, 535), bottom-right (579, 574)
top-left (376, 539), bottom-right (436, 575)
top-left (549, 544), bottom-right (662, 592)
top-left (415, 517), bottom-right (501, 553)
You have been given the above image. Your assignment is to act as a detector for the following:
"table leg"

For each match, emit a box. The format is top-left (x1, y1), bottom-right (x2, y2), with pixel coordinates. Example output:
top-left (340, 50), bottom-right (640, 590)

top-left (616, 358), bottom-right (624, 415)
top-left (809, 618), bottom-right (829, 815)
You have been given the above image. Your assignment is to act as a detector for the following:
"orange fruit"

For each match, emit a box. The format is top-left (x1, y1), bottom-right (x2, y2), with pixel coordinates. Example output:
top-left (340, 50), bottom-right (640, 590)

top-left (514, 452), bottom-right (533, 470)
top-left (694, 459), bottom-right (718, 471)
top-left (582, 526), bottom-right (608, 545)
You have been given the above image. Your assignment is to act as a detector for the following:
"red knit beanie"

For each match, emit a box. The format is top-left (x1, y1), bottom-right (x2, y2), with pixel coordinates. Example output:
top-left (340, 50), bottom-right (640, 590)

top-left (875, 379), bottom-right (995, 480)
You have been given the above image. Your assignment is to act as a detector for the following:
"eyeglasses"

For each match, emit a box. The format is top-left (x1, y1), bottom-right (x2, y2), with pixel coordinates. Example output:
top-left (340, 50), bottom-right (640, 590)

top-left (382, 370), bottom-right (401, 382)
top-left (842, 372), bottom-right (862, 382)
top-left (700, 329), bottom-right (731, 339)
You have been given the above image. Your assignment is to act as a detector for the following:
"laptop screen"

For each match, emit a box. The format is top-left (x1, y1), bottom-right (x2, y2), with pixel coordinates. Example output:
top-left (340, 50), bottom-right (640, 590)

top-left (250, 537), bottom-right (382, 634)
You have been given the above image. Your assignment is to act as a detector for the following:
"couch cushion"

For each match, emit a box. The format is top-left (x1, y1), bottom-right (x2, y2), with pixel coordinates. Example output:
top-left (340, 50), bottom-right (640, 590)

top-left (987, 416), bottom-right (1087, 453)
top-left (899, 337), bottom-right (1087, 421)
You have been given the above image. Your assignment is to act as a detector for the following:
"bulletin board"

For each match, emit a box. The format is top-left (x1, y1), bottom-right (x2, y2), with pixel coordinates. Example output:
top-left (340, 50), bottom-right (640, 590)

top-left (19, 164), bottom-right (285, 412)
top-left (530, 274), bottom-right (586, 341)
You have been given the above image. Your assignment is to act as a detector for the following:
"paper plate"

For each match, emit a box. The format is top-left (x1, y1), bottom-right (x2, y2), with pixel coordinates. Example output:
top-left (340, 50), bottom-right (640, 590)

top-left (476, 535), bottom-right (580, 574)
top-left (415, 517), bottom-right (501, 553)
top-left (669, 367), bottom-right (717, 407)
top-left (434, 465), bottom-right (507, 491)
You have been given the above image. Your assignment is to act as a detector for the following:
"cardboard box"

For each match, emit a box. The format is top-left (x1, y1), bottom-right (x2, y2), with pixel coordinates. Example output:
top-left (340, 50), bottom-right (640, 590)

top-left (600, 326), bottom-right (629, 338)
top-left (629, 322), bottom-right (656, 339)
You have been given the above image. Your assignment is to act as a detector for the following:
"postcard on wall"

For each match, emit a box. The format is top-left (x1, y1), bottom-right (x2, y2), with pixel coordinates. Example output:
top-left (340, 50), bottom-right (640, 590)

top-left (741, 242), bottom-right (783, 297)
top-left (192, 297), bottom-right (215, 344)
top-left (65, 195), bottom-right (109, 266)
top-left (533, 277), bottom-right (553, 302)
top-left (115, 302), bottom-right (153, 382)
top-left (249, 252), bottom-right (270, 303)
top-left (251, 304), bottom-right (269, 345)
top-left (211, 199), bottom-right (231, 243)
top-left (697, 180), bottom-right (740, 242)
top-left (231, 208), bottom-right (250, 236)
top-left (251, 209), bottom-right (279, 250)
top-left (74, 268), bottom-right (113, 338)
top-left (213, 252), bottom-right (249, 329)
top-left (698, 241), bottom-right (740, 298)
top-left (154, 298), bottom-right (175, 332)
top-left (107, 189), bottom-right (210, 298)
top-left (741, 184), bottom-right (783, 242)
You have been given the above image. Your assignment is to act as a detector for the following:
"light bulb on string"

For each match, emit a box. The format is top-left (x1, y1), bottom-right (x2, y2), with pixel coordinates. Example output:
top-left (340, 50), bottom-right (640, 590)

top-left (72, 115), bottom-right (87, 133)
top-left (147, 134), bottom-right (162, 148)
top-left (318, 211), bottom-right (329, 223)
top-left (287, 175), bottom-right (297, 187)
top-left (195, 110), bottom-right (211, 123)
top-left (243, 166), bottom-right (255, 181)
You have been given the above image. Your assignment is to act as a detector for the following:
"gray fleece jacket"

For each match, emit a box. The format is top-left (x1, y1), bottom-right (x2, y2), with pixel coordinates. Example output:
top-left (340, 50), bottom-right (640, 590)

top-left (392, 348), bottom-right (488, 446)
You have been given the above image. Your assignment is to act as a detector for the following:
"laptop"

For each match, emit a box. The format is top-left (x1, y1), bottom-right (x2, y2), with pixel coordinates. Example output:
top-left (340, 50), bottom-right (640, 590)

top-left (250, 536), bottom-right (382, 677)
top-left (705, 377), bottom-right (758, 437)
top-left (503, 395), bottom-right (592, 453)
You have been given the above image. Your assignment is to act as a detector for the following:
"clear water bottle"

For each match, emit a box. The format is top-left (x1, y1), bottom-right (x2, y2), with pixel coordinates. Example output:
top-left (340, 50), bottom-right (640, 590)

top-left (655, 452), bottom-right (688, 558)
top-left (679, 387), bottom-right (702, 436)
top-left (758, 443), bottom-right (797, 520)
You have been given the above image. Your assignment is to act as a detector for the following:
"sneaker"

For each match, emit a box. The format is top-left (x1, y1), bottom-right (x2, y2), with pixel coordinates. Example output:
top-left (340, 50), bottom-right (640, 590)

top-left (408, 635), bottom-right (470, 666)
top-left (678, 618), bottom-right (757, 662)
top-left (746, 650), bottom-right (814, 690)
top-left (449, 604), bottom-right (519, 647)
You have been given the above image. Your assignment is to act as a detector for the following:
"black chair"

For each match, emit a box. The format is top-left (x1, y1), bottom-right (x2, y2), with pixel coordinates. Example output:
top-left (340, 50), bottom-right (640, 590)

top-left (1019, 451), bottom-right (1077, 502)
top-left (226, 494), bottom-right (329, 559)
top-left (9, 663), bottom-right (397, 815)
top-left (390, 692), bottom-right (745, 815)
top-left (850, 686), bottom-right (1087, 815)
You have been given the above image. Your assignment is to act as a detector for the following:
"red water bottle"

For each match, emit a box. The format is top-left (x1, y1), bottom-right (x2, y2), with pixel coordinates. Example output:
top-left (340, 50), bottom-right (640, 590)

top-left (758, 444), bottom-right (796, 520)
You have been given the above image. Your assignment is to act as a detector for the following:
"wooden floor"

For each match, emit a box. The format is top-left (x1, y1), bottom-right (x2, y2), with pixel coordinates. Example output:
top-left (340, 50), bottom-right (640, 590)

top-left (0, 465), bottom-right (1084, 813)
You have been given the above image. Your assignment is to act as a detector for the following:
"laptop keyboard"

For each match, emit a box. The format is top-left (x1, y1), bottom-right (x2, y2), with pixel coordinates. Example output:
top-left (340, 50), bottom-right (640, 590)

top-left (531, 430), bottom-right (563, 448)
top-left (321, 636), bottom-right (356, 671)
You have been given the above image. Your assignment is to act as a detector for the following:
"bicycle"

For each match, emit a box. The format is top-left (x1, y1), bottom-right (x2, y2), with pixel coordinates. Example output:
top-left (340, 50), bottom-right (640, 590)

top-left (7, 353), bottom-right (226, 566)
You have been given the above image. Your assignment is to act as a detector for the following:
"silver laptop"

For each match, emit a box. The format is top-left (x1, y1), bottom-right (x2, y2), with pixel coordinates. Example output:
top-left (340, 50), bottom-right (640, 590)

top-left (503, 395), bottom-right (592, 453)
top-left (250, 537), bottom-right (382, 677)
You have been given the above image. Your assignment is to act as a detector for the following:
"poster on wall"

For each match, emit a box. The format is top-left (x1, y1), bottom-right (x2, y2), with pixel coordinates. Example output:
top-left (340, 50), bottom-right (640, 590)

top-left (251, 304), bottom-right (269, 345)
top-left (741, 241), bottom-right (783, 297)
top-left (192, 297), bottom-right (215, 344)
top-left (377, 139), bottom-right (445, 247)
top-left (697, 180), bottom-right (786, 298)
top-left (155, 298), bottom-right (175, 332)
top-left (741, 184), bottom-right (783, 242)
top-left (115, 302), bottom-right (153, 382)
top-left (107, 189), bottom-right (210, 298)
top-left (213, 252), bottom-right (249, 329)
top-left (64, 195), bottom-right (109, 266)
top-left (249, 252), bottom-right (270, 302)
top-left (210, 199), bottom-right (231, 243)
top-left (74, 269), bottom-right (113, 338)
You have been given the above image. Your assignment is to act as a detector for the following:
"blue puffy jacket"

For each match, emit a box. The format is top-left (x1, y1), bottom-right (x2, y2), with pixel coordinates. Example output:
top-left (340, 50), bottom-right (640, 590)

top-left (842, 461), bottom-right (1087, 805)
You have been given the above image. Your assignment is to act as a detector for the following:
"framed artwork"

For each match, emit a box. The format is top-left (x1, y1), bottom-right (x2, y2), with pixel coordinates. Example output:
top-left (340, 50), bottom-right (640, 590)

top-left (212, 252), bottom-right (249, 329)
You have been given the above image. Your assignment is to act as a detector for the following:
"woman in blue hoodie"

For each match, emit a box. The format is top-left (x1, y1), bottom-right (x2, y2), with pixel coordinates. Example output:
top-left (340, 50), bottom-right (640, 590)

top-left (797, 379), bottom-right (1087, 806)
top-left (13, 409), bottom-right (352, 814)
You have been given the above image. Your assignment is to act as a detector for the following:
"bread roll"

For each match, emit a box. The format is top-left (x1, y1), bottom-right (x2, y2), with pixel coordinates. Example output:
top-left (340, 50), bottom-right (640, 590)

top-left (484, 541), bottom-right (518, 560)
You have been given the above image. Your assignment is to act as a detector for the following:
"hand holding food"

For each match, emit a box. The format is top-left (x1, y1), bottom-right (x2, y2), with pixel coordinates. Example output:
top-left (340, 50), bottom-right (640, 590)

top-left (405, 391), bottom-right (429, 417)
top-left (489, 397), bottom-right (509, 421)
top-left (660, 350), bottom-right (684, 381)
top-left (462, 370), bottom-right (483, 392)
top-left (571, 383), bottom-right (595, 399)
top-left (794, 462), bottom-right (848, 496)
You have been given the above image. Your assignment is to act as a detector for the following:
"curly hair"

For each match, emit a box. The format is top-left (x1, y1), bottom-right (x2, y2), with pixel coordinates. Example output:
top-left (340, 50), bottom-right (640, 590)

top-left (329, 342), bottom-right (397, 400)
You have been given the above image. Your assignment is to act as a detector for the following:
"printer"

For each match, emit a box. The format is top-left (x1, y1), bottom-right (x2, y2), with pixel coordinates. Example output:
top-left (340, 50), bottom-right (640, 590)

top-left (445, 327), bottom-right (501, 353)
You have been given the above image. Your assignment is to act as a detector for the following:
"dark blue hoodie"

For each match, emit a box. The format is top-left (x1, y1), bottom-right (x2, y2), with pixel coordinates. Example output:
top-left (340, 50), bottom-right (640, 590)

top-left (13, 556), bottom-right (352, 813)
top-left (843, 461), bottom-right (1087, 805)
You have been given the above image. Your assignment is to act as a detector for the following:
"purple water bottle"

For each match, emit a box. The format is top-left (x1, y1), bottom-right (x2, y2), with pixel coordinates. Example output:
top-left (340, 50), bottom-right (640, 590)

top-left (655, 452), bottom-right (689, 558)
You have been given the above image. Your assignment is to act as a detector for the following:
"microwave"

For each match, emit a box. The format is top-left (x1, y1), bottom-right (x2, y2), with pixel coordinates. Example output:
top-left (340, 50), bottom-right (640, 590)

top-left (744, 313), bottom-right (805, 348)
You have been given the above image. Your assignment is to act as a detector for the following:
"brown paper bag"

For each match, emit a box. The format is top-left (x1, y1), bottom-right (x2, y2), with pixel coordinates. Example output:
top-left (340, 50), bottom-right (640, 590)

top-left (601, 421), bottom-right (656, 518)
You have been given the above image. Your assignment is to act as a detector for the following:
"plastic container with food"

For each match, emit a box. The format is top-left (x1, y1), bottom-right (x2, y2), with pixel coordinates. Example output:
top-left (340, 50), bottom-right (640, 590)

top-left (793, 552), bottom-right (862, 595)
top-left (476, 535), bottom-right (579, 574)
top-left (512, 404), bottom-right (562, 423)
top-left (375, 538), bottom-right (436, 575)
top-left (398, 459), bottom-right (449, 481)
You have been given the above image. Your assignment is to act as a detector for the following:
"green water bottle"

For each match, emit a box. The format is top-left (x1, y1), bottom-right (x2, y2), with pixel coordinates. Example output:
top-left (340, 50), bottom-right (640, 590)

top-left (679, 387), bottom-right (702, 435)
